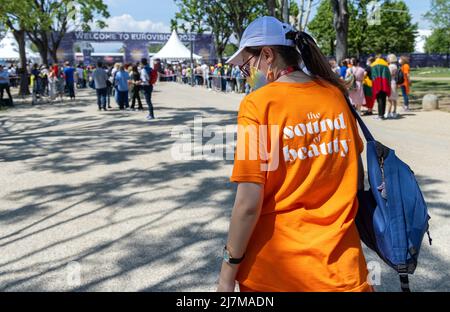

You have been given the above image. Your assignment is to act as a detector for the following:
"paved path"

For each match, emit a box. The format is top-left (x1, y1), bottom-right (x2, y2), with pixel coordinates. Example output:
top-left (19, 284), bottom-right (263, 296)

top-left (0, 83), bottom-right (449, 292)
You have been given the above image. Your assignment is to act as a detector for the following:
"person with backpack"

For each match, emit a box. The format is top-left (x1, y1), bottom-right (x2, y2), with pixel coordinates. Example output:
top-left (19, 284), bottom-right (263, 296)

top-left (347, 58), bottom-right (366, 114)
top-left (387, 54), bottom-right (399, 119)
top-left (219, 16), bottom-right (372, 292)
top-left (140, 58), bottom-right (155, 120)
top-left (398, 55), bottom-right (411, 111)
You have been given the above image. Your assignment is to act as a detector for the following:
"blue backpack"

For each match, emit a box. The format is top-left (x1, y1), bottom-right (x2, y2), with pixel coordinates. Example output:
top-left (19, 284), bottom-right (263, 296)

top-left (346, 98), bottom-right (432, 292)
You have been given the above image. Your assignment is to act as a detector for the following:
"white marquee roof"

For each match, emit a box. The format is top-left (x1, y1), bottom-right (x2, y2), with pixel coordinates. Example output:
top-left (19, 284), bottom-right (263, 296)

top-left (152, 30), bottom-right (201, 61)
top-left (0, 32), bottom-right (40, 62)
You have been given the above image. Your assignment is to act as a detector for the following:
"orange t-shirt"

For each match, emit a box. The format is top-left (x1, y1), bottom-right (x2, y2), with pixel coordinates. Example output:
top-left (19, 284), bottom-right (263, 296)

top-left (231, 80), bottom-right (372, 292)
top-left (400, 63), bottom-right (410, 94)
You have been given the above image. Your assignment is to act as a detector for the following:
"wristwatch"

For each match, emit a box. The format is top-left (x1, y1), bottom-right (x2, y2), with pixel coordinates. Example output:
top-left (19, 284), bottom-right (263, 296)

top-left (223, 246), bottom-right (245, 265)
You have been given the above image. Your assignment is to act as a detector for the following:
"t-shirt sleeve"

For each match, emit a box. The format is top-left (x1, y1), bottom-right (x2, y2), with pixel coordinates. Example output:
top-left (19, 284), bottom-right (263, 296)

top-left (356, 130), bottom-right (364, 154)
top-left (230, 98), bottom-right (266, 185)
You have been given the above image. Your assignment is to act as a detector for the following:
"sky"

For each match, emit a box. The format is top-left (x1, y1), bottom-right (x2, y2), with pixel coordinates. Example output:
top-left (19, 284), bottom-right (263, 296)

top-left (97, 0), bottom-right (433, 52)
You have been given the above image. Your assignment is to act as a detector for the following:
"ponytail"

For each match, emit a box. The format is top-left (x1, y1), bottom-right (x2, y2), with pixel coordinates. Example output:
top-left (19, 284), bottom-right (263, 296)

top-left (285, 31), bottom-right (348, 96)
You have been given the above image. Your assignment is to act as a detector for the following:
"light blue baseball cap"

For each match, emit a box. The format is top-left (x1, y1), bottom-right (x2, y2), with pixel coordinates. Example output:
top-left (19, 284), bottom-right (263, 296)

top-left (226, 16), bottom-right (296, 66)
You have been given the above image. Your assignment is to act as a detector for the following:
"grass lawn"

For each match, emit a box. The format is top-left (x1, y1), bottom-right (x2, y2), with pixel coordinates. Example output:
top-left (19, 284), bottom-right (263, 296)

top-left (408, 74), bottom-right (450, 111)
top-left (411, 67), bottom-right (450, 78)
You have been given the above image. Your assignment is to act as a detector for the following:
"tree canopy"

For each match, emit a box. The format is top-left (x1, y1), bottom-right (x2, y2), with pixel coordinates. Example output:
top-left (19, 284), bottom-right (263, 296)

top-left (424, 0), bottom-right (450, 56)
top-left (308, 0), bottom-right (418, 58)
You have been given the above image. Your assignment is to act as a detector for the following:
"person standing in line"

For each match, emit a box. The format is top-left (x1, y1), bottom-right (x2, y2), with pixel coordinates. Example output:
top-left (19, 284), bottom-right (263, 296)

top-left (76, 65), bottom-right (84, 89)
top-left (0, 64), bottom-right (14, 106)
top-left (63, 61), bottom-right (76, 101)
top-left (40, 65), bottom-right (49, 96)
top-left (30, 64), bottom-right (41, 105)
top-left (55, 64), bottom-right (65, 102)
top-left (398, 56), bottom-right (411, 111)
top-left (339, 59), bottom-right (348, 79)
top-left (371, 54), bottom-right (391, 120)
top-left (92, 61), bottom-right (109, 111)
top-left (114, 65), bottom-right (130, 110)
top-left (48, 65), bottom-right (57, 102)
top-left (362, 57), bottom-right (375, 116)
top-left (140, 58), bottom-right (155, 120)
top-left (387, 54), bottom-right (399, 119)
top-left (201, 63), bottom-right (209, 87)
top-left (329, 58), bottom-right (341, 77)
top-left (347, 58), bottom-right (366, 114)
top-left (111, 63), bottom-right (121, 107)
top-left (130, 65), bottom-right (143, 110)
top-left (8, 64), bottom-right (17, 88)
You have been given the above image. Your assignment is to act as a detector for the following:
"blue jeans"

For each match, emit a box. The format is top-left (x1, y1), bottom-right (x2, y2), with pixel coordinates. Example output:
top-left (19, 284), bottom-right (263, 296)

top-left (117, 90), bottom-right (129, 109)
top-left (66, 81), bottom-right (75, 99)
top-left (96, 88), bottom-right (107, 109)
top-left (142, 84), bottom-right (154, 117)
top-left (401, 85), bottom-right (409, 107)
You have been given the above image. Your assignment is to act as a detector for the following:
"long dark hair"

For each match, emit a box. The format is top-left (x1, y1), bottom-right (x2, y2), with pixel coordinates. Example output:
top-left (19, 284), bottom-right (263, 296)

top-left (245, 31), bottom-right (347, 95)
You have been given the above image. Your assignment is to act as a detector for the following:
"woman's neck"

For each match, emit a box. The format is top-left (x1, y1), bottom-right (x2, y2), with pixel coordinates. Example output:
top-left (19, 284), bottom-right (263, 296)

top-left (276, 70), bottom-right (313, 83)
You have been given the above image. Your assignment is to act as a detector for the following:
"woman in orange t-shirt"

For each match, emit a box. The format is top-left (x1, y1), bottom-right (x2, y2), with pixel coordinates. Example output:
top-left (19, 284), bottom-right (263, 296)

top-left (399, 56), bottom-right (411, 111)
top-left (217, 16), bottom-right (373, 292)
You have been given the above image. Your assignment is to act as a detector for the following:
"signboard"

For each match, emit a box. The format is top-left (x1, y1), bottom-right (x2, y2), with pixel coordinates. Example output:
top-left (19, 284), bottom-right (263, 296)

top-left (54, 31), bottom-right (215, 64)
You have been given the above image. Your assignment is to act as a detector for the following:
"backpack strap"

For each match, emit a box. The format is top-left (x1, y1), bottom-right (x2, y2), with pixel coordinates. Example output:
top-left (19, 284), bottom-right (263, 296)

top-left (399, 273), bottom-right (411, 292)
top-left (343, 95), bottom-right (376, 142)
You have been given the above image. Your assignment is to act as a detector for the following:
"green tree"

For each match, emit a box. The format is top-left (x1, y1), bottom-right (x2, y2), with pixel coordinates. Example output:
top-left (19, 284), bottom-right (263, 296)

top-left (308, 0), bottom-right (417, 58)
top-left (0, 0), bottom-right (37, 95)
top-left (424, 0), bottom-right (450, 65)
top-left (173, 0), bottom-right (234, 62)
top-left (424, 29), bottom-right (450, 54)
top-left (307, 0), bottom-right (336, 55)
top-left (26, 0), bottom-right (110, 65)
top-left (364, 0), bottom-right (417, 54)
top-left (212, 0), bottom-right (267, 42)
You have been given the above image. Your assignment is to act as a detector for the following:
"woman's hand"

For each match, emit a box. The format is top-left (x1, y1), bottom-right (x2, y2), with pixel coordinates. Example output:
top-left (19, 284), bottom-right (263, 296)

top-left (217, 278), bottom-right (236, 292)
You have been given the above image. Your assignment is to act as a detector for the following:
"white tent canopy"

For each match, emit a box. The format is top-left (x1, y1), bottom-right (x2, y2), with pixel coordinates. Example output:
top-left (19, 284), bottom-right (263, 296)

top-left (0, 32), bottom-right (40, 63)
top-left (152, 30), bottom-right (201, 61)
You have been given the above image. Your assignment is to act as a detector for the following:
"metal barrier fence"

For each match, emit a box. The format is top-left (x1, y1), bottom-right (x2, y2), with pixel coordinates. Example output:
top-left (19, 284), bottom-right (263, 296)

top-left (159, 73), bottom-right (248, 94)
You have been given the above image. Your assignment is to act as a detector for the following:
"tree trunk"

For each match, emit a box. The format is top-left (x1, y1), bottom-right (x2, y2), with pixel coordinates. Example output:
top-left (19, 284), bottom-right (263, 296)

top-left (12, 30), bottom-right (30, 96)
top-left (282, 0), bottom-right (290, 23)
top-left (50, 49), bottom-right (59, 64)
top-left (27, 31), bottom-right (50, 66)
top-left (267, 0), bottom-right (276, 16)
top-left (298, 0), bottom-right (305, 30)
top-left (331, 0), bottom-right (349, 64)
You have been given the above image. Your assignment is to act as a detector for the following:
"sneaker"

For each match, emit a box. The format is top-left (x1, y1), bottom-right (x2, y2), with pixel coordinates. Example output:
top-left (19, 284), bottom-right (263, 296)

top-left (146, 115), bottom-right (154, 120)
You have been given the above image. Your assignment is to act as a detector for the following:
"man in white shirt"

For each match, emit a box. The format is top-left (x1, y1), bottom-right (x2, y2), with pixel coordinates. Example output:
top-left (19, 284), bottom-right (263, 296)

top-left (140, 58), bottom-right (155, 120)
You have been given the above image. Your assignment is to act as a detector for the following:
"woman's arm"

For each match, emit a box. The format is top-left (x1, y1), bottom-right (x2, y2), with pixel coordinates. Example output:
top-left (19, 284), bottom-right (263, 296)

top-left (217, 182), bottom-right (264, 292)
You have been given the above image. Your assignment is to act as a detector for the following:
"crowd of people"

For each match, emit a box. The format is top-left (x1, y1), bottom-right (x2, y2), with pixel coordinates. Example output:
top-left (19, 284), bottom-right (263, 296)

top-left (159, 62), bottom-right (250, 94)
top-left (0, 58), bottom-right (158, 120)
top-left (155, 53), bottom-right (412, 121)
top-left (1, 53), bottom-right (412, 121)
top-left (330, 54), bottom-right (411, 120)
